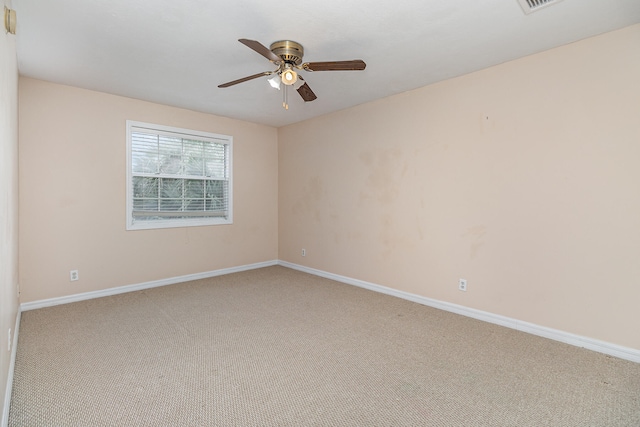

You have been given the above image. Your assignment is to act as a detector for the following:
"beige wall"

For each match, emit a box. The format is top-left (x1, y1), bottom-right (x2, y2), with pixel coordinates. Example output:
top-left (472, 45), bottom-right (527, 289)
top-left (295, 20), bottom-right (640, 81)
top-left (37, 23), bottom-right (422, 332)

top-left (0, 0), bottom-right (19, 419)
top-left (15, 24), bottom-right (640, 355)
top-left (278, 24), bottom-right (640, 350)
top-left (19, 78), bottom-right (279, 302)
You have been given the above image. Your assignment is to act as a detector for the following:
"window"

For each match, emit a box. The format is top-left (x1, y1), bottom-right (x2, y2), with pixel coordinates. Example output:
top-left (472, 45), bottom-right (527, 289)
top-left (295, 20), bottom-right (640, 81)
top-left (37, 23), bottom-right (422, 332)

top-left (126, 121), bottom-right (232, 230)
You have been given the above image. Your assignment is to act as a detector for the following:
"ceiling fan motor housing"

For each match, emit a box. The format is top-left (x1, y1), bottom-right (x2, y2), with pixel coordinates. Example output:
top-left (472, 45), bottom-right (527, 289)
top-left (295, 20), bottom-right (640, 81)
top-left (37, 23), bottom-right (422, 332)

top-left (270, 40), bottom-right (304, 65)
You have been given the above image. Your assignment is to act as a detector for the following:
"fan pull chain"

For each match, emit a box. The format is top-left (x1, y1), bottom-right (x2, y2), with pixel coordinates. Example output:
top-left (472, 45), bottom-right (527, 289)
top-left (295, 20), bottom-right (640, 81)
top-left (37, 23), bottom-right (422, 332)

top-left (283, 84), bottom-right (289, 110)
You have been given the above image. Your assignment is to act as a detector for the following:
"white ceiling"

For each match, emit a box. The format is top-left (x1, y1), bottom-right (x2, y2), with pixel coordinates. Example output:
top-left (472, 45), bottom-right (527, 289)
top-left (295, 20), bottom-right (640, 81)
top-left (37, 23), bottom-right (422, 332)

top-left (12, 0), bottom-right (640, 127)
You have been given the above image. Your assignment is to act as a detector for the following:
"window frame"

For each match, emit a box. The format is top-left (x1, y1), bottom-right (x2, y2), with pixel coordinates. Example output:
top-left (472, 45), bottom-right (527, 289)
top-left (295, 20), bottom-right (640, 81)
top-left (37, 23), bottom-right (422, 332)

top-left (126, 120), bottom-right (233, 230)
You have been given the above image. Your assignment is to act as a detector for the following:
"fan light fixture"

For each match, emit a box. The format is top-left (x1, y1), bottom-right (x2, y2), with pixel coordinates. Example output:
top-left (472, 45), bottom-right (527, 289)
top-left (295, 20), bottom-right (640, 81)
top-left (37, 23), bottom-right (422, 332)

top-left (268, 74), bottom-right (281, 90)
top-left (281, 67), bottom-right (297, 86)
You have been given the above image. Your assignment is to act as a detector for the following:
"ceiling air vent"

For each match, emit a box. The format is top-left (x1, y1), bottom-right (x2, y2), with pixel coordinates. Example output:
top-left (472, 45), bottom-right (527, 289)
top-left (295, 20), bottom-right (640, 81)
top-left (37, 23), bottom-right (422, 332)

top-left (517, 0), bottom-right (564, 14)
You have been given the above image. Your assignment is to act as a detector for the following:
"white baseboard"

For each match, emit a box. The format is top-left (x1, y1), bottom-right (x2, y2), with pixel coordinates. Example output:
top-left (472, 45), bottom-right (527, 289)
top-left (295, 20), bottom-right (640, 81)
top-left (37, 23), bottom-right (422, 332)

top-left (2, 310), bottom-right (20, 427)
top-left (20, 260), bottom-right (278, 312)
top-left (15, 259), bottom-right (640, 364)
top-left (278, 260), bottom-right (640, 364)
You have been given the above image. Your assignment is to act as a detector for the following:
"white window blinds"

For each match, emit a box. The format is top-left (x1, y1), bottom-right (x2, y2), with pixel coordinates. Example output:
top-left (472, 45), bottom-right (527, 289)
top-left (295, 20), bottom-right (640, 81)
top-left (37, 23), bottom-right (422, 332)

top-left (126, 121), bottom-right (232, 230)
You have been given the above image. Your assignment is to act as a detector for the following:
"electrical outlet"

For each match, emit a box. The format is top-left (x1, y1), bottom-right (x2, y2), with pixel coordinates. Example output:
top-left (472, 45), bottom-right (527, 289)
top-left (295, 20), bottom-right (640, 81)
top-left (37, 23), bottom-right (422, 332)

top-left (301, 249), bottom-right (306, 257)
top-left (459, 278), bottom-right (467, 292)
top-left (70, 270), bottom-right (79, 281)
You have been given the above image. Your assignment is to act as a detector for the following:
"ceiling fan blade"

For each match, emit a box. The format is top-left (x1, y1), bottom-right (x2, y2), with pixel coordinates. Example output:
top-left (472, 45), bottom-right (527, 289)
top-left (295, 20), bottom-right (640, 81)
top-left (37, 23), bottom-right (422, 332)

top-left (238, 39), bottom-right (281, 63)
top-left (297, 82), bottom-right (317, 102)
top-left (218, 71), bottom-right (271, 88)
top-left (302, 60), bottom-right (366, 71)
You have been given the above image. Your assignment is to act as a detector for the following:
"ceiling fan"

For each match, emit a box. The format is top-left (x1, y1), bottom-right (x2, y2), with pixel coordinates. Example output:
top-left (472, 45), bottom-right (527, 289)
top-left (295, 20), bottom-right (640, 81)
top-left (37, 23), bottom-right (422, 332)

top-left (218, 39), bottom-right (366, 109)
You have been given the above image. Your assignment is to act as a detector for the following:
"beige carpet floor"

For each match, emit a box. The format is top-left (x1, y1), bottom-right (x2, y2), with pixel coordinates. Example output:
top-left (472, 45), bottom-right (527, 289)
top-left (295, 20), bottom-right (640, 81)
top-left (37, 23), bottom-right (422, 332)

top-left (8, 266), bottom-right (640, 426)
